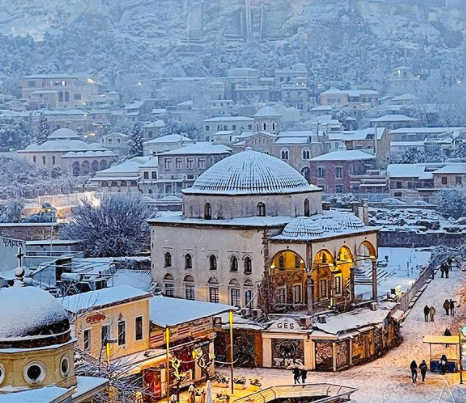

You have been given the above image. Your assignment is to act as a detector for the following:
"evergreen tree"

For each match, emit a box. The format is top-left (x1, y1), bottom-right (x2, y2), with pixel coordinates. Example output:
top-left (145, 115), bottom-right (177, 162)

top-left (36, 116), bottom-right (51, 145)
top-left (128, 122), bottom-right (143, 158)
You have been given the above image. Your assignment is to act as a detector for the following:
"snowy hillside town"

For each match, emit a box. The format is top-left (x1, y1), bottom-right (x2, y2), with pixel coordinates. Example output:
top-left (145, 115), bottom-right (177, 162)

top-left (3, 1), bottom-right (466, 403)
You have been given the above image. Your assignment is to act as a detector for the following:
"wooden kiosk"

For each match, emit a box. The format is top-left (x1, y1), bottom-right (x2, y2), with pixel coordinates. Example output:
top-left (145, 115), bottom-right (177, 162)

top-left (422, 335), bottom-right (460, 373)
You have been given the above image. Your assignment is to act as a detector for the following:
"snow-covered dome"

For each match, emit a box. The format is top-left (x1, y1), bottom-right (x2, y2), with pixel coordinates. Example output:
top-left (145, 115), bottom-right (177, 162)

top-left (183, 149), bottom-right (317, 195)
top-left (47, 127), bottom-right (80, 140)
top-left (254, 106), bottom-right (281, 118)
top-left (281, 217), bottom-right (325, 238)
top-left (340, 213), bottom-right (365, 229)
top-left (320, 218), bottom-right (343, 232)
top-left (0, 286), bottom-right (70, 347)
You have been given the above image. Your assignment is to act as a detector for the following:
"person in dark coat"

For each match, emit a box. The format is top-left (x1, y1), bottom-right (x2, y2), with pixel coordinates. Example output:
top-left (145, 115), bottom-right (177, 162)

top-left (444, 328), bottom-right (452, 347)
top-left (300, 367), bottom-right (308, 385)
top-left (292, 367), bottom-right (301, 384)
top-left (423, 305), bottom-right (430, 322)
top-left (440, 354), bottom-right (448, 375)
top-left (429, 306), bottom-right (436, 322)
top-left (449, 299), bottom-right (455, 316)
top-left (443, 299), bottom-right (450, 316)
top-left (419, 360), bottom-right (428, 382)
top-left (447, 257), bottom-right (453, 271)
top-left (445, 264), bottom-right (450, 278)
top-left (410, 360), bottom-right (418, 383)
top-left (440, 264), bottom-right (446, 278)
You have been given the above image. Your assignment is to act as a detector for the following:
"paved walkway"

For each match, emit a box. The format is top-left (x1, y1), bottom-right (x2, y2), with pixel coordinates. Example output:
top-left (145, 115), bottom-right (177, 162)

top-left (211, 266), bottom-right (466, 403)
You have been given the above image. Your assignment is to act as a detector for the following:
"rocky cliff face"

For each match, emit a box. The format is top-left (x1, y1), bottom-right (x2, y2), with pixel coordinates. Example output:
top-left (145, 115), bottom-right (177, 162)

top-left (1, 0), bottom-right (466, 97)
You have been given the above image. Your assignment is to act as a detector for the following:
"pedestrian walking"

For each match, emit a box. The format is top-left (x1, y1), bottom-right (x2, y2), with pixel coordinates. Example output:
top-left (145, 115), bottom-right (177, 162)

top-left (429, 306), bottom-right (436, 322)
top-left (444, 328), bottom-right (452, 347)
top-left (292, 367), bottom-right (301, 384)
top-left (410, 360), bottom-right (418, 383)
top-left (423, 305), bottom-right (430, 322)
top-left (443, 299), bottom-right (450, 316)
top-left (419, 360), bottom-right (427, 383)
top-left (445, 265), bottom-right (450, 278)
top-left (449, 299), bottom-right (455, 316)
top-left (300, 367), bottom-right (308, 385)
top-left (440, 264), bottom-right (446, 278)
top-left (440, 354), bottom-right (448, 375)
top-left (448, 257), bottom-right (453, 271)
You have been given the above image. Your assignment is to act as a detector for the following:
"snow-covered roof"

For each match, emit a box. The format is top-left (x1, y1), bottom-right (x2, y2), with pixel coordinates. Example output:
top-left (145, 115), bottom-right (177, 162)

top-left (310, 150), bottom-right (375, 161)
top-left (279, 130), bottom-right (312, 138)
top-left (97, 159), bottom-right (148, 174)
top-left (20, 139), bottom-right (105, 153)
top-left (143, 134), bottom-right (193, 144)
top-left (48, 128), bottom-right (80, 140)
top-left (254, 106), bottom-right (281, 118)
top-left (386, 164), bottom-right (433, 178)
top-left (0, 386), bottom-right (71, 403)
top-left (370, 114), bottom-right (417, 123)
top-left (143, 120), bottom-right (166, 128)
top-left (275, 137), bottom-right (309, 144)
top-left (0, 286), bottom-right (68, 339)
top-left (22, 74), bottom-right (78, 79)
top-left (149, 296), bottom-right (234, 327)
top-left (391, 93), bottom-right (419, 102)
top-left (61, 285), bottom-right (151, 314)
top-left (183, 148), bottom-right (319, 196)
top-left (204, 116), bottom-right (253, 123)
top-left (389, 127), bottom-right (464, 134)
top-left (273, 211), bottom-right (370, 241)
top-left (328, 127), bottom-right (385, 141)
top-left (140, 157), bottom-right (159, 168)
top-left (112, 270), bottom-right (152, 292)
top-left (159, 142), bottom-right (232, 156)
top-left (432, 164), bottom-right (466, 174)
top-left (102, 132), bottom-right (129, 139)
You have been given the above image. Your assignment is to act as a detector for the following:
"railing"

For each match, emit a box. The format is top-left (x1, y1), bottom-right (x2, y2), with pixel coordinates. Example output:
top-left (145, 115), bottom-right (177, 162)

top-left (233, 383), bottom-right (357, 403)
top-left (397, 263), bottom-right (433, 312)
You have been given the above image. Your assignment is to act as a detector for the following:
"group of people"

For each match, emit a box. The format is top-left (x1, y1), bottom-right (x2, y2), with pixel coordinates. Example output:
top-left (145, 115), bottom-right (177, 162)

top-left (410, 360), bottom-right (428, 383)
top-left (292, 366), bottom-right (308, 385)
top-left (442, 299), bottom-right (456, 316)
top-left (440, 258), bottom-right (454, 278)
top-left (423, 305), bottom-right (436, 322)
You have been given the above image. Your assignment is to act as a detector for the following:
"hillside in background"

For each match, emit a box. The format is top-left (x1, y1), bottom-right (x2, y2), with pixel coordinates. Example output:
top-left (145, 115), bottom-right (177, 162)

top-left (1, 0), bottom-right (466, 99)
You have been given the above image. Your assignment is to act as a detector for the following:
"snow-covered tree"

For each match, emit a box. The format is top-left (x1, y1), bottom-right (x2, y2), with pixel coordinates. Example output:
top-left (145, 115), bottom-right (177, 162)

top-left (35, 116), bottom-right (51, 145)
top-left (60, 193), bottom-right (153, 257)
top-left (438, 188), bottom-right (466, 219)
top-left (398, 147), bottom-right (425, 164)
top-left (0, 199), bottom-right (24, 223)
top-left (128, 123), bottom-right (143, 158)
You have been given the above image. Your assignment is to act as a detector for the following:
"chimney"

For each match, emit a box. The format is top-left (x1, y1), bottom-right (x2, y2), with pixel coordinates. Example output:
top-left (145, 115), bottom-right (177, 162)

top-left (350, 201), bottom-right (359, 215)
top-left (362, 198), bottom-right (369, 224)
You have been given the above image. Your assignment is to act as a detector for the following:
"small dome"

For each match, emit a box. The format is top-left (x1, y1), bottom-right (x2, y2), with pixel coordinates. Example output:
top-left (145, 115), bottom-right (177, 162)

top-left (183, 149), bottom-right (317, 195)
top-left (48, 128), bottom-right (80, 140)
top-left (281, 217), bottom-right (325, 238)
top-left (340, 213), bottom-right (365, 229)
top-left (0, 286), bottom-right (70, 347)
top-left (319, 218), bottom-right (342, 232)
top-left (254, 106), bottom-right (281, 118)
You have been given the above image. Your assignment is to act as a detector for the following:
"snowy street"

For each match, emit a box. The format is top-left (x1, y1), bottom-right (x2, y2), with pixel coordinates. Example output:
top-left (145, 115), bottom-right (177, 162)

top-left (215, 266), bottom-right (466, 403)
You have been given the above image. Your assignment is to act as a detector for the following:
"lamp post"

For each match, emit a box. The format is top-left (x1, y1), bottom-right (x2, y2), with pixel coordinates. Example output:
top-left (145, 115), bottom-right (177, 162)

top-left (370, 255), bottom-right (378, 302)
top-left (229, 311), bottom-right (234, 395)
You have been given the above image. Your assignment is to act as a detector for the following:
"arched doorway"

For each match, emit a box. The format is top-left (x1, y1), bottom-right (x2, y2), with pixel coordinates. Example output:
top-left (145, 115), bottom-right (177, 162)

top-left (311, 249), bottom-right (336, 306)
top-left (269, 250), bottom-right (307, 311)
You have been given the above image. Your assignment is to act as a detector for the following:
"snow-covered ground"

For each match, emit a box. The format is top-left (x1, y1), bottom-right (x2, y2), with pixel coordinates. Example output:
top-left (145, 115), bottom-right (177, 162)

top-left (357, 247), bottom-right (432, 300)
top-left (213, 265), bottom-right (466, 402)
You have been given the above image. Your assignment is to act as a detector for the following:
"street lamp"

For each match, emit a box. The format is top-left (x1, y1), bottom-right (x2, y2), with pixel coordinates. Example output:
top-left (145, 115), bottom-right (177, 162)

top-left (459, 324), bottom-right (466, 384)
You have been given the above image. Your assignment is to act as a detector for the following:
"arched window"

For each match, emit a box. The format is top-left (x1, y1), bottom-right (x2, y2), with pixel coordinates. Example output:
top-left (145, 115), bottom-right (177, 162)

top-left (229, 279), bottom-right (241, 307)
top-left (245, 290), bottom-right (252, 307)
top-left (52, 156), bottom-right (56, 165)
top-left (130, 181), bottom-right (138, 186)
top-left (72, 161), bottom-right (80, 176)
top-left (304, 198), bottom-right (310, 216)
top-left (184, 275), bottom-right (195, 300)
top-left (164, 252), bottom-right (172, 268)
top-left (163, 273), bottom-right (174, 296)
top-left (185, 254), bottom-right (192, 269)
top-left (230, 256), bottom-right (238, 272)
top-left (148, 189), bottom-right (153, 194)
top-left (257, 202), bottom-right (266, 217)
top-left (209, 254), bottom-right (217, 270)
top-left (91, 160), bottom-right (99, 172)
top-left (281, 148), bottom-right (289, 160)
top-left (204, 203), bottom-right (212, 220)
top-left (263, 123), bottom-right (267, 131)
top-left (279, 255), bottom-right (285, 270)
top-left (100, 160), bottom-right (107, 170)
top-left (302, 149), bottom-right (310, 160)
top-left (110, 181), bottom-right (118, 187)
top-left (244, 256), bottom-right (252, 275)
top-left (120, 180), bottom-right (127, 187)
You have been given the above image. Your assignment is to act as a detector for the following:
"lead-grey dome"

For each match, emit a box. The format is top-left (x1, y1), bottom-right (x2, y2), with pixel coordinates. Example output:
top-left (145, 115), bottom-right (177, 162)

top-left (183, 149), bottom-right (318, 195)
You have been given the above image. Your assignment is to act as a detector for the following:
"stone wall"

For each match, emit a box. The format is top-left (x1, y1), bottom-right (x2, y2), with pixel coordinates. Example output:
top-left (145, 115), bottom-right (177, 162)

top-left (0, 223), bottom-right (60, 241)
top-left (378, 230), bottom-right (466, 248)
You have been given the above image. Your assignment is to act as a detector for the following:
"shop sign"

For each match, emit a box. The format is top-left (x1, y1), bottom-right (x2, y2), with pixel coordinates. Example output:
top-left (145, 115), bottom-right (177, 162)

top-left (268, 317), bottom-right (301, 332)
top-left (86, 313), bottom-right (106, 324)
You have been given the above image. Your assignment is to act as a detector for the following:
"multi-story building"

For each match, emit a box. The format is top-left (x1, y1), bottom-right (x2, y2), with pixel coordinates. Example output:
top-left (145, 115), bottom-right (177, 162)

top-left (18, 128), bottom-right (117, 176)
top-left (319, 89), bottom-right (379, 108)
top-left (143, 134), bottom-right (194, 156)
top-left (20, 74), bottom-right (102, 109)
top-left (203, 116), bottom-right (254, 139)
top-left (309, 150), bottom-right (377, 194)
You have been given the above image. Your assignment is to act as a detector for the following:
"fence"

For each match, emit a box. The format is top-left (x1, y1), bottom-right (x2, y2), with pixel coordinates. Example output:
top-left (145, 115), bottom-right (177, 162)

top-left (397, 263), bottom-right (433, 312)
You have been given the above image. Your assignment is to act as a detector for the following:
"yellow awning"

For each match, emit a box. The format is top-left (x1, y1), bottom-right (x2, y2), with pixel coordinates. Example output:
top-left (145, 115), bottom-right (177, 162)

top-left (422, 335), bottom-right (459, 345)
